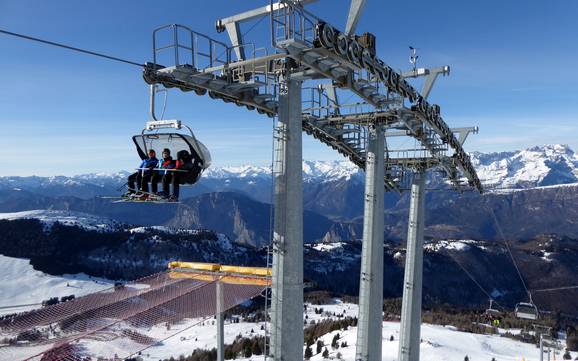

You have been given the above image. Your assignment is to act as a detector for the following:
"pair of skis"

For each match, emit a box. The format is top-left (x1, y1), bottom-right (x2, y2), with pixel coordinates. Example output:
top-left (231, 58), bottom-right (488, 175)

top-left (102, 188), bottom-right (180, 204)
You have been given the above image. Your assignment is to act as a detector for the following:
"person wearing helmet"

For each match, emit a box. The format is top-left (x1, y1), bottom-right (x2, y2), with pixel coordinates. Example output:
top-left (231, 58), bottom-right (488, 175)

top-left (163, 149), bottom-right (195, 201)
top-left (126, 149), bottom-right (158, 197)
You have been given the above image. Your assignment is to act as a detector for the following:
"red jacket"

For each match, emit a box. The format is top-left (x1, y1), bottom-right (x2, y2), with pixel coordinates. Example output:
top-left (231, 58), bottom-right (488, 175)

top-left (160, 158), bottom-right (175, 169)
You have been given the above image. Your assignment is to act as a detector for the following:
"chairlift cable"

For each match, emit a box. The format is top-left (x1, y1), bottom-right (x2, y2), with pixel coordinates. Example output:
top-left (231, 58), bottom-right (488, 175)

top-left (443, 249), bottom-right (503, 309)
top-left (484, 204), bottom-right (533, 303)
top-left (0, 28), bottom-right (143, 67)
top-left (532, 285), bottom-right (578, 293)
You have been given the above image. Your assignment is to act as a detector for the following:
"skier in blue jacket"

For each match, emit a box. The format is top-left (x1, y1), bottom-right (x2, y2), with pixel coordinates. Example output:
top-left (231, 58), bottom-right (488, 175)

top-left (126, 149), bottom-right (159, 195)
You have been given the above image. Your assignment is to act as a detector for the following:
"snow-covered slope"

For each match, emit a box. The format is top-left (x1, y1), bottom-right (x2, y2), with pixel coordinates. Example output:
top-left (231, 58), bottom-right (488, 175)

top-left (0, 210), bottom-right (121, 232)
top-left (0, 255), bottom-right (113, 315)
top-left (307, 321), bottom-right (558, 361)
top-left (77, 300), bottom-right (575, 361)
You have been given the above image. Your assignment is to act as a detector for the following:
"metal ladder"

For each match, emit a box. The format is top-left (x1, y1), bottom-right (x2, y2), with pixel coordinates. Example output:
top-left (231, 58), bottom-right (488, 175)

top-left (263, 113), bottom-right (288, 360)
top-left (262, 244), bottom-right (274, 360)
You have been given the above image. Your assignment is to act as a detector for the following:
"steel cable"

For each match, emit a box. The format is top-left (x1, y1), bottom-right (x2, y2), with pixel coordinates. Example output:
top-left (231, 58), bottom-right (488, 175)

top-left (0, 29), bottom-right (143, 67)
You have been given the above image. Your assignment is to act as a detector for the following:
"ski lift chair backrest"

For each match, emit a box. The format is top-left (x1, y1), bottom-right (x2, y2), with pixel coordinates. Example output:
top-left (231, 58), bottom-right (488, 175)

top-left (485, 308), bottom-right (501, 318)
top-left (515, 302), bottom-right (539, 320)
top-left (132, 133), bottom-right (210, 167)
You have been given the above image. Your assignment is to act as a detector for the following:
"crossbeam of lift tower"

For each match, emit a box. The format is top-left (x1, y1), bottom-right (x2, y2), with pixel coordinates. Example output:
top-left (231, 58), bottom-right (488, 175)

top-left (142, 1), bottom-right (483, 360)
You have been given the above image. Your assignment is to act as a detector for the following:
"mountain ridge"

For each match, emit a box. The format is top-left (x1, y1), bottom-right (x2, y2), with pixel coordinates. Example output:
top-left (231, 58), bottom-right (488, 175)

top-left (2, 144), bottom-right (577, 192)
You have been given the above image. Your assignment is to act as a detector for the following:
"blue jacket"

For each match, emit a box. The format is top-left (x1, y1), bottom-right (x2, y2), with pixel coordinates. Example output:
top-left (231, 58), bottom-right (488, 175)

top-left (139, 157), bottom-right (158, 173)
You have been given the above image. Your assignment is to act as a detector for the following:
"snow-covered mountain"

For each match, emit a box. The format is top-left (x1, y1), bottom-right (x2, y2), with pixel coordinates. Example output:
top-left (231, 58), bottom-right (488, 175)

top-left (2, 145), bottom-right (577, 192)
top-left (0, 210), bottom-right (122, 232)
top-left (471, 144), bottom-right (578, 189)
top-left (200, 144), bottom-right (578, 189)
top-left (188, 159), bottom-right (363, 183)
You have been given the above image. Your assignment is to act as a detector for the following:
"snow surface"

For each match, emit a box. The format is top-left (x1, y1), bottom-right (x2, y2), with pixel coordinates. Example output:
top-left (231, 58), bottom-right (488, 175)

top-left (119, 301), bottom-right (575, 361)
top-left (0, 210), bottom-right (121, 232)
top-left (129, 226), bottom-right (205, 235)
top-left (0, 277), bottom-right (574, 360)
top-left (424, 240), bottom-right (479, 252)
top-left (0, 255), bottom-right (113, 315)
top-left (311, 242), bottom-right (347, 252)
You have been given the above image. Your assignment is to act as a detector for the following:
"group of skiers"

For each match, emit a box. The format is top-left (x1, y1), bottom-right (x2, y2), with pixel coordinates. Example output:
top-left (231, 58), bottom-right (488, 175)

top-left (126, 147), bottom-right (201, 201)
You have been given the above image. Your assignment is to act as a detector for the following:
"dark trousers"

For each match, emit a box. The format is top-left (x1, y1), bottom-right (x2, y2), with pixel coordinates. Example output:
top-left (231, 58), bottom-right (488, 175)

top-left (161, 173), bottom-right (173, 195)
top-left (128, 172), bottom-right (152, 192)
top-left (172, 175), bottom-right (181, 198)
top-left (161, 173), bottom-right (179, 198)
top-left (150, 172), bottom-right (163, 193)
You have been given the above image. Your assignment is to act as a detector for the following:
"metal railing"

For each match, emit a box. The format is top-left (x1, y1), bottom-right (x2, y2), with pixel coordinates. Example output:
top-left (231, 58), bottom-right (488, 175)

top-left (270, 0), bottom-right (317, 48)
top-left (153, 24), bottom-right (230, 70)
top-left (228, 43), bottom-right (272, 85)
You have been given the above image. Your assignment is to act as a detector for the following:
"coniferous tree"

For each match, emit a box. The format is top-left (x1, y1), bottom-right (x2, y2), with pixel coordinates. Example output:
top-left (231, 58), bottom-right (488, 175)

top-left (331, 333), bottom-right (340, 349)
top-left (316, 340), bottom-right (324, 354)
top-left (304, 346), bottom-right (313, 360)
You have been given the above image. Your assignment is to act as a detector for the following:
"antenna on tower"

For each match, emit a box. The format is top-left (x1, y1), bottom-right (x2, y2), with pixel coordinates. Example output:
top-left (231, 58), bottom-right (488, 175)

top-left (409, 46), bottom-right (419, 72)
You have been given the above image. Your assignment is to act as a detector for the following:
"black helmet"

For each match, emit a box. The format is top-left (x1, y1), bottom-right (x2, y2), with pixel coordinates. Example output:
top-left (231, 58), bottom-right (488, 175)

top-left (177, 150), bottom-right (191, 161)
top-left (162, 148), bottom-right (171, 155)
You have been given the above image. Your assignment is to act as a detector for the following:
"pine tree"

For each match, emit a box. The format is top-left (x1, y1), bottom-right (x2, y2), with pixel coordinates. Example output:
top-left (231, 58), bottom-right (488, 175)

top-left (304, 346), bottom-right (313, 360)
top-left (316, 340), bottom-right (324, 354)
top-left (322, 347), bottom-right (329, 358)
top-left (251, 340), bottom-right (263, 356)
top-left (331, 333), bottom-right (340, 349)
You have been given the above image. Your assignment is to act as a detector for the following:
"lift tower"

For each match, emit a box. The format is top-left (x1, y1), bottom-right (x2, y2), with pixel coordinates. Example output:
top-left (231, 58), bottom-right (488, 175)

top-left (269, 64), bottom-right (304, 361)
top-left (142, 1), bottom-right (483, 360)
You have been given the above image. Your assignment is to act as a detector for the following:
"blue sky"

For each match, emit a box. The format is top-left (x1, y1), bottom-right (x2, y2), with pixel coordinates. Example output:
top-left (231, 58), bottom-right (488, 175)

top-left (1, 0), bottom-right (577, 176)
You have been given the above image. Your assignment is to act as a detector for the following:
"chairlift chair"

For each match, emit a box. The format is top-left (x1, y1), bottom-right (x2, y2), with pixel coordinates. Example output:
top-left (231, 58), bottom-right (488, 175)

top-left (515, 302), bottom-right (539, 320)
top-left (132, 119), bottom-right (211, 185)
top-left (118, 84), bottom-right (211, 203)
top-left (114, 119), bottom-right (211, 203)
top-left (485, 300), bottom-right (501, 319)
